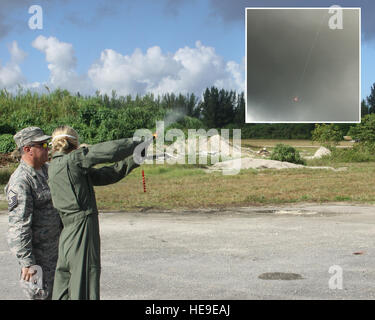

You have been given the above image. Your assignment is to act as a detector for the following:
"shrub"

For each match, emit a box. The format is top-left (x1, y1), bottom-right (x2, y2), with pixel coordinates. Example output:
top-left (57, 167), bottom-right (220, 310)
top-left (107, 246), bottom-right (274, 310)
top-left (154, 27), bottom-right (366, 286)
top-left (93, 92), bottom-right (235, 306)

top-left (311, 124), bottom-right (343, 148)
top-left (307, 143), bottom-right (375, 164)
top-left (0, 134), bottom-right (16, 153)
top-left (0, 122), bottom-right (16, 135)
top-left (178, 116), bottom-right (205, 130)
top-left (329, 145), bottom-right (375, 162)
top-left (271, 144), bottom-right (306, 165)
top-left (348, 113), bottom-right (375, 145)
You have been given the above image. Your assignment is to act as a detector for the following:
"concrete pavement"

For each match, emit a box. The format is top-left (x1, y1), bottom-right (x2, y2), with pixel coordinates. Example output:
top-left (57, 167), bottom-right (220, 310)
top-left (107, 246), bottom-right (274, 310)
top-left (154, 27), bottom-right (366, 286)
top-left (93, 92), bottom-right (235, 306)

top-left (0, 203), bottom-right (374, 300)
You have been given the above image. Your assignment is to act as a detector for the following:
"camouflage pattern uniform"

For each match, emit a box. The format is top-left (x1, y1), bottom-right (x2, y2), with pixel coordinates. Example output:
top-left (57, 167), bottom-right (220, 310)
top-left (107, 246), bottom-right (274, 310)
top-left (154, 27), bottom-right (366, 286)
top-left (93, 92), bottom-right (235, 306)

top-left (5, 127), bottom-right (62, 300)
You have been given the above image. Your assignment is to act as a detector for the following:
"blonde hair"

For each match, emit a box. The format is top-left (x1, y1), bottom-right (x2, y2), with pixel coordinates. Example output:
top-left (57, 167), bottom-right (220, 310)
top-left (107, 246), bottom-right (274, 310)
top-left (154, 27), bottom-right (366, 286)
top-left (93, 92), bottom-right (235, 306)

top-left (51, 126), bottom-right (80, 154)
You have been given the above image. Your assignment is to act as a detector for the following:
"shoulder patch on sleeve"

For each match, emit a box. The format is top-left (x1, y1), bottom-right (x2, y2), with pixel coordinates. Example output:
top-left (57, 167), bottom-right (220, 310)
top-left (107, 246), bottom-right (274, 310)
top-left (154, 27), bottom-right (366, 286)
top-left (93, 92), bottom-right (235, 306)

top-left (8, 189), bottom-right (18, 211)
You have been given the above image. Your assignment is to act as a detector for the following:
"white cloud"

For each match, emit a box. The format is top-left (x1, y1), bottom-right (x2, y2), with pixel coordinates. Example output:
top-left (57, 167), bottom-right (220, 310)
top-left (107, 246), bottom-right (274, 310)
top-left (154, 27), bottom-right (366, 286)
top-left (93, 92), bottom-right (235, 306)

top-left (32, 35), bottom-right (76, 69)
top-left (88, 40), bottom-right (244, 96)
top-left (0, 41), bottom-right (26, 88)
top-left (88, 46), bottom-right (182, 96)
top-left (32, 35), bottom-right (91, 93)
top-left (2, 36), bottom-right (244, 96)
top-left (8, 41), bottom-right (27, 64)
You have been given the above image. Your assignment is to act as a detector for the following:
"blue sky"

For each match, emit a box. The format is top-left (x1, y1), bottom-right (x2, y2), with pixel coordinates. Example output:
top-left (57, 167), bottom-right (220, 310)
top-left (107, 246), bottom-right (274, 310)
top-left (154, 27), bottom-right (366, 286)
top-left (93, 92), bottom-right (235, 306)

top-left (0, 0), bottom-right (374, 100)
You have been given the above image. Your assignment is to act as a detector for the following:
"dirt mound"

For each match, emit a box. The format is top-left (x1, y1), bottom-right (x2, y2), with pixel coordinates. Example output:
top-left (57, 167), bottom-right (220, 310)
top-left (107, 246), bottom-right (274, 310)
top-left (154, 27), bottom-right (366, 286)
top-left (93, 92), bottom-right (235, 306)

top-left (205, 157), bottom-right (347, 173)
top-left (200, 134), bottom-right (243, 156)
top-left (207, 158), bottom-right (304, 172)
top-left (304, 146), bottom-right (331, 160)
top-left (165, 134), bottom-right (252, 158)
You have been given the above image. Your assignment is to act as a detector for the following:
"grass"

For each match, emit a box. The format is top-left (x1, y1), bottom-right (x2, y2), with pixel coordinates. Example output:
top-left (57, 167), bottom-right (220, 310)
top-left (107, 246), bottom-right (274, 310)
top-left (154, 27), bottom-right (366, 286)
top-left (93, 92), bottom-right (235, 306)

top-left (0, 140), bottom-right (374, 212)
top-left (241, 139), bottom-right (354, 148)
top-left (241, 139), bottom-right (354, 159)
top-left (94, 162), bottom-right (375, 211)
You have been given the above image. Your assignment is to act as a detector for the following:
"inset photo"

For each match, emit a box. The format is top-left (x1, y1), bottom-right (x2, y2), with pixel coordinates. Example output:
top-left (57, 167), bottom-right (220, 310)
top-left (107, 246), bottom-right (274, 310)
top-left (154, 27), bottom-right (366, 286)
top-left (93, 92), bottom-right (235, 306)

top-left (245, 8), bottom-right (360, 123)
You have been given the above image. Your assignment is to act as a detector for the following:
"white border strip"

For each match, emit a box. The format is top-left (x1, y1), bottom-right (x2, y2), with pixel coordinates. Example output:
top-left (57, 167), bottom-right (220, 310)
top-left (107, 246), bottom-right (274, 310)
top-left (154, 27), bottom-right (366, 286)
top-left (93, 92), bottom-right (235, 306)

top-left (245, 7), bottom-right (361, 124)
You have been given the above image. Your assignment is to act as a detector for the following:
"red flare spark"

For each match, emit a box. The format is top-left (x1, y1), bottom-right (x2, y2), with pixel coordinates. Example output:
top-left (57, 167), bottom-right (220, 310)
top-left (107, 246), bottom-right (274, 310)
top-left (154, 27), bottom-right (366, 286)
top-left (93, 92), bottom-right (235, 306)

top-left (142, 169), bottom-right (146, 193)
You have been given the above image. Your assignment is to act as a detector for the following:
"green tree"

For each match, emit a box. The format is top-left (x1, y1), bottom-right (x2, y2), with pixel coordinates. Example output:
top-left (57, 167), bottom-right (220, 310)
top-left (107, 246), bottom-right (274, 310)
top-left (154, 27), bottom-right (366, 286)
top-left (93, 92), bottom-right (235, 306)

top-left (201, 87), bottom-right (236, 128)
top-left (367, 83), bottom-right (375, 114)
top-left (234, 92), bottom-right (245, 125)
top-left (311, 124), bottom-right (343, 148)
top-left (201, 87), bottom-right (219, 128)
top-left (361, 99), bottom-right (369, 117)
top-left (0, 134), bottom-right (16, 153)
top-left (161, 93), bottom-right (199, 118)
top-left (186, 93), bottom-right (199, 118)
top-left (348, 113), bottom-right (375, 143)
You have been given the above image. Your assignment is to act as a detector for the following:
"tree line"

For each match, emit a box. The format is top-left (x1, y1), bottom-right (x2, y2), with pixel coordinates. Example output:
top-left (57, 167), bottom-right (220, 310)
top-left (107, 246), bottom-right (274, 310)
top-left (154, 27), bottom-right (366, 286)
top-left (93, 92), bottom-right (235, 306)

top-left (0, 83), bottom-right (374, 149)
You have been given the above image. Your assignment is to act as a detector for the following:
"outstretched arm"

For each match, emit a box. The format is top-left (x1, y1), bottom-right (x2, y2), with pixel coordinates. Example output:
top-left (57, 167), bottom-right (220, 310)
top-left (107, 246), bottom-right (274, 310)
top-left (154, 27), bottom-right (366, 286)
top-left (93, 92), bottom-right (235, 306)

top-left (75, 138), bottom-right (141, 169)
top-left (73, 135), bottom-right (155, 169)
top-left (88, 155), bottom-right (140, 186)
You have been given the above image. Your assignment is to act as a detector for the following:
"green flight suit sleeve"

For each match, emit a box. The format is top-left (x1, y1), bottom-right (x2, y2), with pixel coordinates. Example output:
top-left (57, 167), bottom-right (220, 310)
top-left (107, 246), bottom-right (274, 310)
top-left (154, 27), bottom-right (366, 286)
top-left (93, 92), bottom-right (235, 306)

top-left (73, 138), bottom-right (143, 169)
top-left (88, 156), bottom-right (139, 186)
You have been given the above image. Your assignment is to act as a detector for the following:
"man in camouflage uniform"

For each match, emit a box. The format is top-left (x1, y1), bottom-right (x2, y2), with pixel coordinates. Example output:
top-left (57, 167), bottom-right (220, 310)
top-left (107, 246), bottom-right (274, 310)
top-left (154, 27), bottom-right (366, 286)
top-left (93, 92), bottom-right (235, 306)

top-left (5, 127), bottom-right (62, 300)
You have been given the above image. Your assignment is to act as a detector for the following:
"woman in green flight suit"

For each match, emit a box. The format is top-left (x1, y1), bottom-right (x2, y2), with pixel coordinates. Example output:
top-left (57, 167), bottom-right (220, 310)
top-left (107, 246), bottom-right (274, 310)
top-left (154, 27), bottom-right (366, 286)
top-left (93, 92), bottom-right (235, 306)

top-left (48, 125), bottom-right (152, 300)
